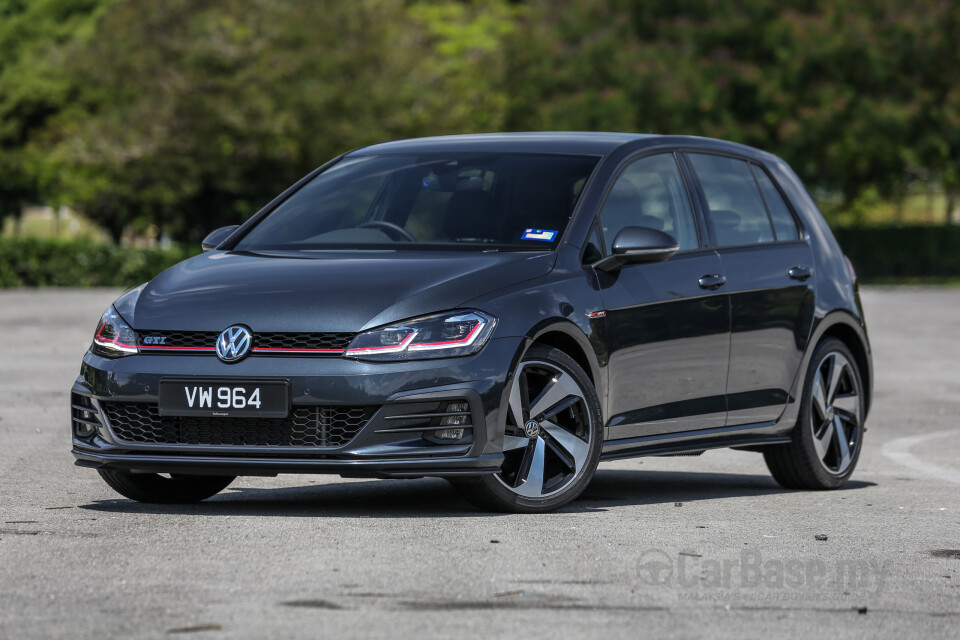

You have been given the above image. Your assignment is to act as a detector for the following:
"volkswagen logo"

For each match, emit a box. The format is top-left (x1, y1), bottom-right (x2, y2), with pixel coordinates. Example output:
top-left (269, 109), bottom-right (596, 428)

top-left (216, 325), bottom-right (252, 363)
top-left (523, 419), bottom-right (541, 438)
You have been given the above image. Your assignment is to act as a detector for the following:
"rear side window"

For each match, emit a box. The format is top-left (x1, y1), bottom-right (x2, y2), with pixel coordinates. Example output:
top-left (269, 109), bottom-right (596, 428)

top-left (751, 166), bottom-right (800, 241)
top-left (688, 153), bottom-right (774, 247)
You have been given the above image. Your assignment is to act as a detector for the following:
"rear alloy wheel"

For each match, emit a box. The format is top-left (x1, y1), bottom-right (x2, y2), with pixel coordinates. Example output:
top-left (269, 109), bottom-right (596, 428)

top-left (764, 338), bottom-right (865, 489)
top-left (454, 345), bottom-right (602, 512)
top-left (98, 469), bottom-right (235, 504)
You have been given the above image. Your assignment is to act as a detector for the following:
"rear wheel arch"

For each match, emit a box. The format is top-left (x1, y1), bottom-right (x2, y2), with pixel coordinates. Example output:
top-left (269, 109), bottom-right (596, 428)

top-left (764, 336), bottom-right (866, 489)
top-left (816, 319), bottom-right (872, 415)
top-left (778, 311), bottom-right (871, 432)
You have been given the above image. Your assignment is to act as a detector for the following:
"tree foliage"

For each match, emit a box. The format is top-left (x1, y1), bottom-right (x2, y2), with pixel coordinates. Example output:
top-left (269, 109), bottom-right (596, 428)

top-left (503, 0), bottom-right (960, 211)
top-left (1, 0), bottom-right (958, 241)
top-left (0, 0), bottom-right (114, 217)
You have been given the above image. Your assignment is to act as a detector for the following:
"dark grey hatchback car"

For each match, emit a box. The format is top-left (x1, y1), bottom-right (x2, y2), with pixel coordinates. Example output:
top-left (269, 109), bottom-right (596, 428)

top-left (72, 133), bottom-right (872, 512)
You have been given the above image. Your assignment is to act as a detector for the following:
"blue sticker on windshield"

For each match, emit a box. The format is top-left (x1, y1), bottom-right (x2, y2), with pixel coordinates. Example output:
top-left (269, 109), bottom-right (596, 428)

top-left (522, 229), bottom-right (558, 242)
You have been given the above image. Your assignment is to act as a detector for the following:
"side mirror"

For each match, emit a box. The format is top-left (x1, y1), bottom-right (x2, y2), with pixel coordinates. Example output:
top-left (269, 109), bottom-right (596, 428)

top-left (201, 225), bottom-right (240, 252)
top-left (592, 226), bottom-right (679, 272)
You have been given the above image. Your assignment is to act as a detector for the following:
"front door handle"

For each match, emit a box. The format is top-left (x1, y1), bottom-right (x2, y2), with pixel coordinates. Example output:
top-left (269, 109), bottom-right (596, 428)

top-left (788, 266), bottom-right (813, 281)
top-left (698, 274), bottom-right (727, 290)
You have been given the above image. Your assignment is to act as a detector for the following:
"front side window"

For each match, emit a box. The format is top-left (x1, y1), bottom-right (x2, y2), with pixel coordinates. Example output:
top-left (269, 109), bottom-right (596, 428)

top-left (234, 153), bottom-right (600, 253)
top-left (598, 153), bottom-right (700, 252)
top-left (688, 153), bottom-right (776, 247)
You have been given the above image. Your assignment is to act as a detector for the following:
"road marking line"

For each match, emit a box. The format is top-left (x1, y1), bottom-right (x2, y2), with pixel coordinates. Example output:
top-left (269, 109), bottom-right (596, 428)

top-left (881, 430), bottom-right (960, 484)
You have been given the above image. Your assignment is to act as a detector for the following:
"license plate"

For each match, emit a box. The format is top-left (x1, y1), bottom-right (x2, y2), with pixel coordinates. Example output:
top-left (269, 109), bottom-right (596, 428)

top-left (158, 379), bottom-right (290, 418)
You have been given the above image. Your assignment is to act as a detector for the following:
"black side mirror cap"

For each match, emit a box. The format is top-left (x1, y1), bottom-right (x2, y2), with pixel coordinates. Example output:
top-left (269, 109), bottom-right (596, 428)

top-left (201, 225), bottom-right (240, 252)
top-left (592, 226), bottom-right (680, 272)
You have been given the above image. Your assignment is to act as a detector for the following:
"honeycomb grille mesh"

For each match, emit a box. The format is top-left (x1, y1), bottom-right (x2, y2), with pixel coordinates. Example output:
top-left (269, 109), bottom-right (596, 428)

top-left (135, 330), bottom-right (354, 354)
top-left (102, 402), bottom-right (377, 447)
top-left (139, 331), bottom-right (218, 348)
top-left (255, 332), bottom-right (354, 351)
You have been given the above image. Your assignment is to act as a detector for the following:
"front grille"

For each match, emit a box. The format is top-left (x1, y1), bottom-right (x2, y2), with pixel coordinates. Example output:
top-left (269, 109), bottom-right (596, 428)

top-left (140, 331), bottom-right (218, 349)
top-left (71, 393), bottom-right (102, 437)
top-left (102, 402), bottom-right (377, 448)
top-left (136, 330), bottom-right (355, 355)
top-left (255, 332), bottom-right (354, 351)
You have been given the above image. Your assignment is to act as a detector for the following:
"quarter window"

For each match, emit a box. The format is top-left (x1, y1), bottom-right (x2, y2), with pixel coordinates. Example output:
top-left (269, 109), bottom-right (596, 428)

top-left (598, 153), bottom-right (699, 253)
top-left (688, 153), bottom-right (775, 247)
top-left (751, 166), bottom-right (800, 241)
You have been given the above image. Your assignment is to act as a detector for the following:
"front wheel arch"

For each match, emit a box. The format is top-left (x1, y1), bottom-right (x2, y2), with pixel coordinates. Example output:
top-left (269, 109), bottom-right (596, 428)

top-left (531, 319), bottom-right (606, 419)
top-left (454, 344), bottom-right (604, 512)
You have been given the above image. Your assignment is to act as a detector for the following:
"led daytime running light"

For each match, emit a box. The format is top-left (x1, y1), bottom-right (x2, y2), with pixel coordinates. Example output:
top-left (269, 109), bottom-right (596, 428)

top-left (92, 307), bottom-right (138, 356)
top-left (344, 310), bottom-right (496, 361)
top-left (344, 330), bottom-right (418, 356)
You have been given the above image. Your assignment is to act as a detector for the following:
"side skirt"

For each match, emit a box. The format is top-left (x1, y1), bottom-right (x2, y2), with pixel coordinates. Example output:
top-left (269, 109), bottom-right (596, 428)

top-left (600, 422), bottom-right (791, 461)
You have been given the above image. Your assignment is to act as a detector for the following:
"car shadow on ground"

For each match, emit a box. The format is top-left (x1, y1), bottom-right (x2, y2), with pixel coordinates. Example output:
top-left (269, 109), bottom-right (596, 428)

top-left (77, 469), bottom-right (876, 518)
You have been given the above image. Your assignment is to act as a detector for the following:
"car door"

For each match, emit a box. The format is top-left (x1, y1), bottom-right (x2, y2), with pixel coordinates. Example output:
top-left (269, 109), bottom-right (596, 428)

top-left (593, 152), bottom-right (731, 439)
top-left (684, 152), bottom-right (816, 426)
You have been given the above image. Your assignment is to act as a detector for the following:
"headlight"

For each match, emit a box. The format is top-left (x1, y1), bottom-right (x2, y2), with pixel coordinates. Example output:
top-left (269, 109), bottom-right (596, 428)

top-left (345, 310), bottom-right (496, 361)
top-left (92, 306), bottom-right (138, 357)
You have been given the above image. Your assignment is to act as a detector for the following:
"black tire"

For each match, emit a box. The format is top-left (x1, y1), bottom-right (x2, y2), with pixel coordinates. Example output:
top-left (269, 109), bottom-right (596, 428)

top-left (98, 469), bottom-right (235, 503)
top-left (453, 345), bottom-right (603, 513)
top-left (764, 338), bottom-right (865, 490)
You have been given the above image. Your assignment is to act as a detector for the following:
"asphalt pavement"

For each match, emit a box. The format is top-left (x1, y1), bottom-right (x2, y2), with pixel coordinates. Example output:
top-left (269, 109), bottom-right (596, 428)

top-left (0, 286), bottom-right (957, 639)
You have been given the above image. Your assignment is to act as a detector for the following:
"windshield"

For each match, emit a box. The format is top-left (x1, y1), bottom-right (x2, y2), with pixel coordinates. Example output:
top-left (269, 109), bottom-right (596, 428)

top-left (234, 153), bottom-right (600, 252)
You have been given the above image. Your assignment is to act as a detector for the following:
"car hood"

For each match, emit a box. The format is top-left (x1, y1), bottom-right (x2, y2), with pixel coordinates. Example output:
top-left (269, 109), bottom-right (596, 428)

top-left (121, 250), bottom-right (556, 332)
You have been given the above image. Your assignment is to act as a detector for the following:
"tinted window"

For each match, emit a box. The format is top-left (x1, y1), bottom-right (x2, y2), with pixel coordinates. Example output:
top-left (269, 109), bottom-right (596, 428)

top-left (688, 153), bottom-right (774, 246)
top-left (599, 153), bottom-right (699, 252)
top-left (752, 165), bottom-right (800, 241)
top-left (235, 153), bottom-right (599, 252)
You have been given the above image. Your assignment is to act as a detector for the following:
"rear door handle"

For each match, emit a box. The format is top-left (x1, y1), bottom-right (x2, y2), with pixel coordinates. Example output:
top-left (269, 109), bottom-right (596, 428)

top-left (698, 274), bottom-right (727, 290)
top-left (788, 266), bottom-right (812, 281)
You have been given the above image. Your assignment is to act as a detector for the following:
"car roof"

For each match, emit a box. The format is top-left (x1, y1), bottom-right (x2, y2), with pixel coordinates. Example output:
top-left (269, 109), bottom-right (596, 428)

top-left (350, 132), bottom-right (652, 156)
top-left (348, 132), bottom-right (774, 160)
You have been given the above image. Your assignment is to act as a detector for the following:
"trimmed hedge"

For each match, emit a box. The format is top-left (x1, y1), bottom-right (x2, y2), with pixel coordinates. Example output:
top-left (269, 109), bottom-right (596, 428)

top-left (832, 225), bottom-right (960, 280)
top-left (0, 237), bottom-right (198, 287)
top-left (0, 228), bottom-right (957, 287)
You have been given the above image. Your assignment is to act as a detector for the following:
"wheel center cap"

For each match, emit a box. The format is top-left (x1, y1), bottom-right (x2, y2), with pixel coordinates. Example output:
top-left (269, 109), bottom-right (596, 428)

top-left (825, 407), bottom-right (836, 421)
top-left (523, 420), bottom-right (541, 438)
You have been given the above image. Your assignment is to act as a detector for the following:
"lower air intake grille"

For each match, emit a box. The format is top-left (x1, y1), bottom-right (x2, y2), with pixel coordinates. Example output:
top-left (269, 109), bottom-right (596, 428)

top-left (102, 402), bottom-right (378, 448)
top-left (71, 393), bottom-right (102, 437)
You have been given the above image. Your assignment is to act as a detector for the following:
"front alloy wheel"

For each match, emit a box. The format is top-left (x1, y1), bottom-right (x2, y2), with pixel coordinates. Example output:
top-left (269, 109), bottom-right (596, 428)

top-left (454, 345), bottom-right (602, 512)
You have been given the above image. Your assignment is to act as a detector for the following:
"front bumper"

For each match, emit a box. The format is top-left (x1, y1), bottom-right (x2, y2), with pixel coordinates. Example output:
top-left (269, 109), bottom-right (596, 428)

top-left (71, 337), bottom-right (522, 478)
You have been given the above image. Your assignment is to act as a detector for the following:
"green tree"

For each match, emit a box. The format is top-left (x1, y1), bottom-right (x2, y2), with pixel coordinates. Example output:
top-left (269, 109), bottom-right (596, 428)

top-left (0, 0), bottom-right (114, 227)
top-left (30, 0), bottom-right (519, 242)
top-left (503, 0), bottom-right (960, 219)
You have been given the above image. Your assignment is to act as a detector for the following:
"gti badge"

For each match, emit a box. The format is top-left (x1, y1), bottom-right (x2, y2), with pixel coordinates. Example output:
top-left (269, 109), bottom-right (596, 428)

top-left (216, 325), bottom-right (252, 363)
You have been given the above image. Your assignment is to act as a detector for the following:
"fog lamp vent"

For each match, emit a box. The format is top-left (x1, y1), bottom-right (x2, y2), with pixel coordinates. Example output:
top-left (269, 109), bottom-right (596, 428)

top-left (435, 401), bottom-right (470, 440)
